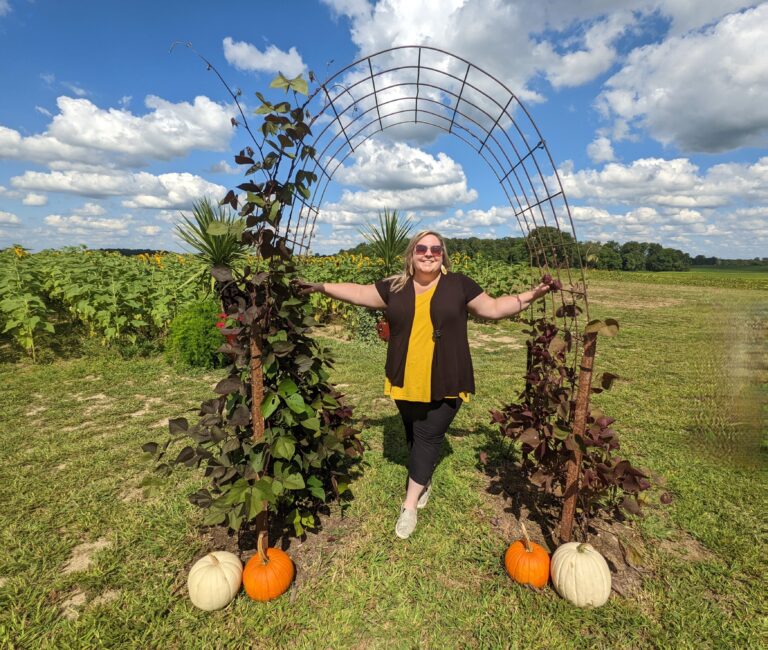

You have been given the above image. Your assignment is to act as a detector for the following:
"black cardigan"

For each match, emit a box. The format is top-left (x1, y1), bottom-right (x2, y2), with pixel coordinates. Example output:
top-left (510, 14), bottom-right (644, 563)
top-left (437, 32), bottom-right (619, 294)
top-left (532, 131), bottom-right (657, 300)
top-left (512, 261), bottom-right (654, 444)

top-left (375, 272), bottom-right (483, 400)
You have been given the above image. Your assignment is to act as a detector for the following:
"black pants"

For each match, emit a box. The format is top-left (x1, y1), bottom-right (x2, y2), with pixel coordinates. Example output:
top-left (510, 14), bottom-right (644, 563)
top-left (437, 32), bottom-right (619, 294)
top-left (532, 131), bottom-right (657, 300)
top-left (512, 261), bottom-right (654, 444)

top-left (395, 398), bottom-right (462, 486)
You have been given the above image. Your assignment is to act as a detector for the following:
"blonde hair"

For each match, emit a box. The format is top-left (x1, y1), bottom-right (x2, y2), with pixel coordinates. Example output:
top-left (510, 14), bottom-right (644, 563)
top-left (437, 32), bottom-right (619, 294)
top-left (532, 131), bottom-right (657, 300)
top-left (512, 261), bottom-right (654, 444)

top-left (389, 230), bottom-right (451, 292)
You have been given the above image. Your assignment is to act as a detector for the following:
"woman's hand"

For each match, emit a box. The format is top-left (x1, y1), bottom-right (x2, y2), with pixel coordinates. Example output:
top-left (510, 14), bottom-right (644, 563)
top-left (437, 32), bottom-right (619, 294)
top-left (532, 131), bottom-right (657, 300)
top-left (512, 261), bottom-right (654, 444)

top-left (540, 273), bottom-right (562, 291)
top-left (294, 279), bottom-right (325, 296)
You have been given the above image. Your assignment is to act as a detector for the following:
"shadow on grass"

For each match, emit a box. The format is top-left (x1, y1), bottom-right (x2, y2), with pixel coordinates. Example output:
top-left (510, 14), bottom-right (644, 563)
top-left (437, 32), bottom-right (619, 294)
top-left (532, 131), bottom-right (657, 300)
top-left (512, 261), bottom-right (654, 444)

top-left (474, 424), bottom-right (562, 550)
top-left (362, 410), bottom-right (478, 492)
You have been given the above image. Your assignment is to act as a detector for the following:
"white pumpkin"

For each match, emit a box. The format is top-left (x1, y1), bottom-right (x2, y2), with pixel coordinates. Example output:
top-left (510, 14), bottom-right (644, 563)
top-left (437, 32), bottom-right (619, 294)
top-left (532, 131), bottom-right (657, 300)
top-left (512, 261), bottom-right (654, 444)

top-left (551, 542), bottom-right (611, 608)
top-left (187, 551), bottom-right (243, 611)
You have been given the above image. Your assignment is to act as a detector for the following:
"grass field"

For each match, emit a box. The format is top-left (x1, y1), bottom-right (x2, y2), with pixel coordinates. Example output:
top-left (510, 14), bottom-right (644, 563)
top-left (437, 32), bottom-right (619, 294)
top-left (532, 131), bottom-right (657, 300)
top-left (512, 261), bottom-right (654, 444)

top-left (1, 275), bottom-right (766, 648)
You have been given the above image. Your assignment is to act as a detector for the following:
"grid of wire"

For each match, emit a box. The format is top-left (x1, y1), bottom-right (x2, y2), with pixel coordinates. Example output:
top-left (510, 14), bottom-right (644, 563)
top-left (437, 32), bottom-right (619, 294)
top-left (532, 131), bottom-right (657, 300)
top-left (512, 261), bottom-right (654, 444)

top-left (281, 46), bottom-right (589, 352)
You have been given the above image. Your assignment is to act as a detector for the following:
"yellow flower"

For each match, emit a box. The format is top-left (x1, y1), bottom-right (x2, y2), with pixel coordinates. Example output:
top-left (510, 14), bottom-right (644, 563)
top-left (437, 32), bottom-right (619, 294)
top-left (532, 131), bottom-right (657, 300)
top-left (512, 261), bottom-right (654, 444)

top-left (13, 246), bottom-right (27, 259)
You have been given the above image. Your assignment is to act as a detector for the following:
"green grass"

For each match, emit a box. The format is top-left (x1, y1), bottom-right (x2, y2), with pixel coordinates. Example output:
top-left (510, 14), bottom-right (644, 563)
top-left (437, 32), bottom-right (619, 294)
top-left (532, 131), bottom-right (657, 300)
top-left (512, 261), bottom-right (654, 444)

top-left (0, 277), bottom-right (766, 648)
top-left (589, 267), bottom-right (768, 290)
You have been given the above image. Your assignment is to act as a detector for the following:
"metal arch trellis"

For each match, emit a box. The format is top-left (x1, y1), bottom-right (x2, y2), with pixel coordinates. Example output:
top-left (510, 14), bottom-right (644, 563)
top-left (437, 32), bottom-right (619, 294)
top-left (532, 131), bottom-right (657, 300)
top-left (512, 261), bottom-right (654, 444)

top-left (247, 46), bottom-right (599, 542)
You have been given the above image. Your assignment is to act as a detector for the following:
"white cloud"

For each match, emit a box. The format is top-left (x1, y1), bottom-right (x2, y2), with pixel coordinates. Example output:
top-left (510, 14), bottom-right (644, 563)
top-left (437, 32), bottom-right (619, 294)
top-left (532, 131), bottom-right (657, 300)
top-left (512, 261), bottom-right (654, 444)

top-left (137, 225), bottom-right (161, 236)
top-left (22, 192), bottom-right (47, 206)
top-left (223, 37), bottom-right (307, 78)
top-left (327, 181), bottom-right (476, 217)
top-left (62, 82), bottom-right (88, 97)
top-left (40, 72), bottom-right (55, 85)
top-left (35, 106), bottom-right (52, 118)
top-left (0, 1), bottom-right (10, 17)
top-left (119, 95), bottom-right (132, 108)
top-left (318, 139), bottom-right (477, 220)
top-left (209, 160), bottom-right (240, 174)
top-left (11, 169), bottom-right (226, 210)
top-left (439, 206), bottom-right (512, 229)
top-left (0, 95), bottom-right (233, 169)
top-left (45, 214), bottom-right (129, 234)
top-left (597, 5), bottom-right (768, 152)
top-left (334, 139), bottom-right (466, 189)
top-left (558, 157), bottom-right (768, 208)
top-left (0, 210), bottom-right (20, 223)
top-left (587, 136), bottom-right (615, 164)
top-left (559, 155), bottom-right (768, 255)
top-left (79, 201), bottom-right (106, 216)
top-left (544, 12), bottom-right (635, 88)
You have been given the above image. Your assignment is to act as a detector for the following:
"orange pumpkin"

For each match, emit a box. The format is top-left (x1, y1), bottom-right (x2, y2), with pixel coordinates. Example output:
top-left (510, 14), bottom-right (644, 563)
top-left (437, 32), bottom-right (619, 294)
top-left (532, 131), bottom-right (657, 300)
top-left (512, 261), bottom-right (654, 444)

top-left (243, 533), bottom-right (294, 601)
top-left (504, 523), bottom-right (550, 589)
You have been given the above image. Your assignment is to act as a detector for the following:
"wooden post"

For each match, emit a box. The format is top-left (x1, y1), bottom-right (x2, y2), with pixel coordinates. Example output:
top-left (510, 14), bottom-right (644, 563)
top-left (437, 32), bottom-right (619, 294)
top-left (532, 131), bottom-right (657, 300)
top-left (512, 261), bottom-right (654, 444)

top-left (559, 331), bottom-right (597, 543)
top-left (250, 331), bottom-right (268, 547)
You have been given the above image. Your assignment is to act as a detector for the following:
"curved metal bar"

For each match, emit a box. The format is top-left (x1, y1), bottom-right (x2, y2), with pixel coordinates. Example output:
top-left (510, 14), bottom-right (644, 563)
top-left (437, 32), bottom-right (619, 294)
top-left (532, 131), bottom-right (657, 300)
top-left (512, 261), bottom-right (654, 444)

top-left (278, 44), bottom-right (587, 325)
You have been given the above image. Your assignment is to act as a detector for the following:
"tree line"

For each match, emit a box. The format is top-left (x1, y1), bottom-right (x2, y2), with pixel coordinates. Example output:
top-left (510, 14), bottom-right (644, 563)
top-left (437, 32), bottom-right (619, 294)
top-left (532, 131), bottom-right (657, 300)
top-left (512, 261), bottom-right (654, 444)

top-left (342, 226), bottom-right (767, 271)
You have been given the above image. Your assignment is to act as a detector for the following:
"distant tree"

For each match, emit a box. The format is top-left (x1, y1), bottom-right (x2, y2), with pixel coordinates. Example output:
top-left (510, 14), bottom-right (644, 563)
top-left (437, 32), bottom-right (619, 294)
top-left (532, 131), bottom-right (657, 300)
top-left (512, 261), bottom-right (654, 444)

top-left (620, 241), bottom-right (647, 271)
top-left (596, 240), bottom-right (622, 270)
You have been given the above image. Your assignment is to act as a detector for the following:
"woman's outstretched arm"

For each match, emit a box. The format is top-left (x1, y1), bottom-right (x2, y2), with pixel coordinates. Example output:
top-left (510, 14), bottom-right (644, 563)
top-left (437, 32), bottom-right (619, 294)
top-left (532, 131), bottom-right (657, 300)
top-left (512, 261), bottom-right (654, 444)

top-left (296, 280), bottom-right (387, 310)
top-left (467, 276), bottom-right (560, 321)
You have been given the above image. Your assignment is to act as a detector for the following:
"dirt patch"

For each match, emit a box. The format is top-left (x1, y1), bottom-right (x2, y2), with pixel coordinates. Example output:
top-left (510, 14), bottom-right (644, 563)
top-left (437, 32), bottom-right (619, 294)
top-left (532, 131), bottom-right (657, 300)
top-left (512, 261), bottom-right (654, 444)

top-left (470, 331), bottom-right (524, 352)
top-left (0, 577), bottom-right (7, 588)
top-left (89, 589), bottom-right (120, 608)
top-left (60, 421), bottom-right (96, 433)
top-left (130, 396), bottom-right (165, 418)
top-left (74, 392), bottom-right (110, 402)
top-left (60, 589), bottom-right (87, 620)
top-left (119, 487), bottom-right (145, 503)
top-left (25, 405), bottom-right (46, 416)
top-left (657, 535), bottom-right (714, 562)
top-left (150, 417), bottom-right (170, 429)
top-left (55, 463), bottom-right (67, 471)
top-left (62, 538), bottom-right (112, 574)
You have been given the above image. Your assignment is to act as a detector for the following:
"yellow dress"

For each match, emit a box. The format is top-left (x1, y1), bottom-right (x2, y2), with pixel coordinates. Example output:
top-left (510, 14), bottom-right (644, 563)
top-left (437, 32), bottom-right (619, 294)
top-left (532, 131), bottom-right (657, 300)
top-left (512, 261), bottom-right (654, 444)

top-left (384, 284), bottom-right (470, 402)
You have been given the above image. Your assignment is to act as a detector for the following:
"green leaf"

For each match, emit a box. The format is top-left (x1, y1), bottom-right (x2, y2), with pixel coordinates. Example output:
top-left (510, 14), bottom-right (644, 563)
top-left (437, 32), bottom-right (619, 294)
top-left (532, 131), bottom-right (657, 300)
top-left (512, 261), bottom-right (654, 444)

top-left (270, 73), bottom-right (291, 90)
top-left (289, 75), bottom-right (309, 95)
top-left (273, 436), bottom-right (296, 460)
top-left (272, 479), bottom-right (284, 496)
top-left (600, 318), bottom-right (620, 337)
top-left (248, 489), bottom-right (265, 518)
top-left (584, 319), bottom-right (604, 335)
top-left (202, 508), bottom-right (227, 526)
top-left (284, 393), bottom-right (306, 414)
top-left (307, 475), bottom-right (325, 500)
top-left (301, 417), bottom-right (320, 433)
top-left (283, 471), bottom-right (305, 490)
top-left (261, 392), bottom-right (280, 419)
top-left (277, 378), bottom-right (299, 397)
top-left (249, 450), bottom-right (265, 474)
top-left (268, 200), bottom-right (281, 223)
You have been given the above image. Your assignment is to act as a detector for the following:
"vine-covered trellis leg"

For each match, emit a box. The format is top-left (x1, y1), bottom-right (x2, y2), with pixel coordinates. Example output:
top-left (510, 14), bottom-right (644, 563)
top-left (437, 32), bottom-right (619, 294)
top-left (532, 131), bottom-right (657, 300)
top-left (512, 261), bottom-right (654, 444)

top-left (559, 331), bottom-right (598, 542)
top-left (250, 330), bottom-right (268, 548)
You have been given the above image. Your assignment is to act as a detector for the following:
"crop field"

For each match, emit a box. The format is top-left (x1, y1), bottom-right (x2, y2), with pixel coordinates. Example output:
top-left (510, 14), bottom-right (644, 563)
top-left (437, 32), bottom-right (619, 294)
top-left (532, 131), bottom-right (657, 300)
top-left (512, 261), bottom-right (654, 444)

top-left (0, 267), bottom-right (766, 648)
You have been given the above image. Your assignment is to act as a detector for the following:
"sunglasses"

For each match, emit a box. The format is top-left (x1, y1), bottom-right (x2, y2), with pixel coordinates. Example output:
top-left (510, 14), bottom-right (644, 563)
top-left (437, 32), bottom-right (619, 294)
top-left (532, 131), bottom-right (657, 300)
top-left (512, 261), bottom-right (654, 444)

top-left (414, 244), bottom-right (443, 256)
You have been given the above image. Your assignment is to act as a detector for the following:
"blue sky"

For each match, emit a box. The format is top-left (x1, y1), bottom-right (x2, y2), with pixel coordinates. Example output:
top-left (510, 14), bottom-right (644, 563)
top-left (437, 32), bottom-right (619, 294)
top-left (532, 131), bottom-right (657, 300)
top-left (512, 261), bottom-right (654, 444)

top-left (1, 0), bottom-right (766, 258)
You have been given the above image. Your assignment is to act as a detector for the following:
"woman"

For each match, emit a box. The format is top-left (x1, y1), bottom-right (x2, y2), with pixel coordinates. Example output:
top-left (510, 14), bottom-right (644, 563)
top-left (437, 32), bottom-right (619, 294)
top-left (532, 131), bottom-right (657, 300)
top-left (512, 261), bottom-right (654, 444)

top-left (299, 231), bottom-right (553, 539)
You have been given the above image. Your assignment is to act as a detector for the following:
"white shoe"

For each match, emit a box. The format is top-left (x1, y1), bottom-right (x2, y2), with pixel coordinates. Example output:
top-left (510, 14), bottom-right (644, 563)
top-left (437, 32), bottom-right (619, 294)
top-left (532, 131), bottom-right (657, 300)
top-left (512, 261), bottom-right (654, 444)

top-left (395, 505), bottom-right (418, 539)
top-left (417, 482), bottom-right (432, 509)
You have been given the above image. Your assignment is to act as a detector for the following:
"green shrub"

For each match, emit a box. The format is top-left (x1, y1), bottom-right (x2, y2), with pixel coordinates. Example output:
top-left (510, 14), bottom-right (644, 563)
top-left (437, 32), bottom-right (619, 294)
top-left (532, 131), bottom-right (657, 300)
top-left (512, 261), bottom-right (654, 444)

top-left (347, 306), bottom-right (382, 344)
top-left (164, 298), bottom-right (226, 369)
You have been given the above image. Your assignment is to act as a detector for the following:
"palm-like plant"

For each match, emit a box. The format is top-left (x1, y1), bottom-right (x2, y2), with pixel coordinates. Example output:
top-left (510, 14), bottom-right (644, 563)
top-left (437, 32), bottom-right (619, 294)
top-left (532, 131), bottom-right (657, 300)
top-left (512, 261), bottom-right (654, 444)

top-left (175, 197), bottom-right (250, 291)
top-left (358, 208), bottom-right (416, 276)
